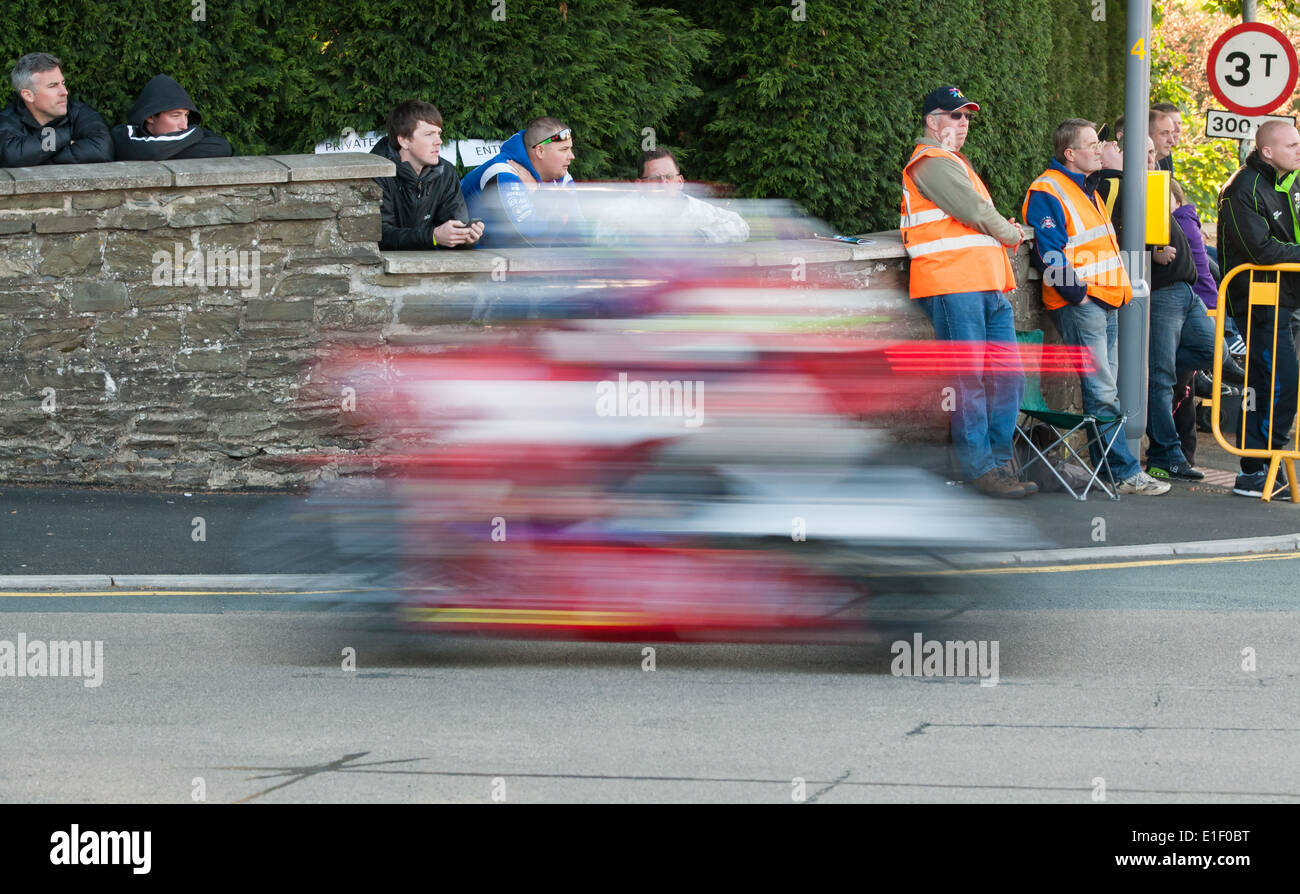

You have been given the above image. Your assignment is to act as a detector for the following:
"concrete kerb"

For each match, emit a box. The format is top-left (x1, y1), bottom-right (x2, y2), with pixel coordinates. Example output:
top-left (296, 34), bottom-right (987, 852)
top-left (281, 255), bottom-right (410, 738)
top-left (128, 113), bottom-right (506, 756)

top-left (0, 573), bottom-right (374, 592)
top-left (951, 532), bottom-right (1300, 569)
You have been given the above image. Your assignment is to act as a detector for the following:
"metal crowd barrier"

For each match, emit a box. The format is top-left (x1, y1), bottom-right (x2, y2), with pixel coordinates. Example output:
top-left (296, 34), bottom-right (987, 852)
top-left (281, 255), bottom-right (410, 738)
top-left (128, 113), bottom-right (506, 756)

top-left (1210, 263), bottom-right (1300, 503)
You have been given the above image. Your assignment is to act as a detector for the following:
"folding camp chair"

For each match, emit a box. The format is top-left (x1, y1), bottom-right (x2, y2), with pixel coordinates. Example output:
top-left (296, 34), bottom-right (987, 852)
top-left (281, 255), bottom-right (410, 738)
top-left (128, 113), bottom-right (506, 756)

top-left (1012, 329), bottom-right (1123, 500)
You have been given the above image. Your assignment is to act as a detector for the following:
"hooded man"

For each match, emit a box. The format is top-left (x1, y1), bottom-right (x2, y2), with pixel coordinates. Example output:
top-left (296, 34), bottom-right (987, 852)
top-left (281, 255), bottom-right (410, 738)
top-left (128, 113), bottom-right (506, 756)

top-left (110, 74), bottom-right (232, 161)
top-left (0, 52), bottom-right (112, 166)
top-left (460, 116), bottom-right (581, 249)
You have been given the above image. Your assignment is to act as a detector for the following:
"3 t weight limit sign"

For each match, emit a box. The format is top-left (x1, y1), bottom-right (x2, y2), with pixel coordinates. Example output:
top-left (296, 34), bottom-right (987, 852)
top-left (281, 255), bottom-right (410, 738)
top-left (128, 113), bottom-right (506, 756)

top-left (1207, 22), bottom-right (1298, 116)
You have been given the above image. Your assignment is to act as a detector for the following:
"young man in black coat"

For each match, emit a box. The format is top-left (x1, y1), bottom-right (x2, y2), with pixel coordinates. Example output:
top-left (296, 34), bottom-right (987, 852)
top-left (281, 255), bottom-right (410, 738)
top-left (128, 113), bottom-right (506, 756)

top-left (370, 100), bottom-right (483, 250)
top-left (0, 52), bottom-right (112, 166)
top-left (111, 74), bottom-right (232, 160)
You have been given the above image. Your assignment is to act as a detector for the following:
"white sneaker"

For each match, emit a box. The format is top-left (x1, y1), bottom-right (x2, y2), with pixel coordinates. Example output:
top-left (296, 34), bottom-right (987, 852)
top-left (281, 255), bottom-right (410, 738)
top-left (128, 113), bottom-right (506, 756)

top-left (1117, 470), bottom-right (1171, 495)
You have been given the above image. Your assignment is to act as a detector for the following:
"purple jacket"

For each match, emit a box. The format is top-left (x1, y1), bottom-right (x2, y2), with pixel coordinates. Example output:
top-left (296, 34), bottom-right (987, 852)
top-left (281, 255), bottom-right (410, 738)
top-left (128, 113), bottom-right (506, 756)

top-left (1174, 203), bottom-right (1218, 310)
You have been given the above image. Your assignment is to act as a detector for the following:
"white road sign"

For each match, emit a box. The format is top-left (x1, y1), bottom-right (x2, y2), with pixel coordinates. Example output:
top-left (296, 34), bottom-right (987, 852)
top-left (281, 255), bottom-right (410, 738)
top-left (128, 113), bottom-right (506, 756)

top-left (1207, 22), bottom-right (1298, 116)
top-left (1206, 109), bottom-right (1297, 140)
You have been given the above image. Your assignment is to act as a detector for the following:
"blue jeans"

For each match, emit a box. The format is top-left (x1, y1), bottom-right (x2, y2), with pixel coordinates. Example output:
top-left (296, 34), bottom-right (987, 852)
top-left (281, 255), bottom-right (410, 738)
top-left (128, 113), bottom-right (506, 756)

top-left (917, 291), bottom-right (1025, 479)
top-left (1048, 300), bottom-right (1142, 480)
top-left (1147, 281), bottom-right (1215, 468)
top-left (1232, 303), bottom-right (1299, 474)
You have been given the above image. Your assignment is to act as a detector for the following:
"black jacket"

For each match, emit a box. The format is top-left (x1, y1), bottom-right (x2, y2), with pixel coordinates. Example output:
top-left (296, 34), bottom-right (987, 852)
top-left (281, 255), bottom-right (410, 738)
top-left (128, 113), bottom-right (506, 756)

top-left (370, 136), bottom-right (468, 250)
top-left (0, 96), bottom-right (113, 166)
top-left (1097, 168), bottom-right (1196, 290)
top-left (111, 74), bottom-right (231, 161)
top-left (1218, 149), bottom-right (1300, 313)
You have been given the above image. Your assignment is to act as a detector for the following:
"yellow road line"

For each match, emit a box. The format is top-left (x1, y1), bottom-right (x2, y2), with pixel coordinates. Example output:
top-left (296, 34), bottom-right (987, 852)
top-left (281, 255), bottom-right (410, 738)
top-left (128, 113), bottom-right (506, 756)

top-left (935, 550), bottom-right (1300, 576)
top-left (399, 606), bottom-right (653, 626)
top-left (2, 550), bottom-right (1298, 598)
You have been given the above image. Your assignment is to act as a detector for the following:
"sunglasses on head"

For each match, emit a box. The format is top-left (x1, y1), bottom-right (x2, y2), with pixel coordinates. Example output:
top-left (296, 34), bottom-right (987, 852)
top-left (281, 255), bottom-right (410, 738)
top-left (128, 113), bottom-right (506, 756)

top-left (532, 128), bottom-right (572, 148)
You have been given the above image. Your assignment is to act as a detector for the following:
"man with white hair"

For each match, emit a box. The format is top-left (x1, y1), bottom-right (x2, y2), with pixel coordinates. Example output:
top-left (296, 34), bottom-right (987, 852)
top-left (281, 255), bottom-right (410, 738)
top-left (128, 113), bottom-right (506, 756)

top-left (1218, 120), bottom-right (1300, 496)
top-left (0, 52), bottom-right (111, 166)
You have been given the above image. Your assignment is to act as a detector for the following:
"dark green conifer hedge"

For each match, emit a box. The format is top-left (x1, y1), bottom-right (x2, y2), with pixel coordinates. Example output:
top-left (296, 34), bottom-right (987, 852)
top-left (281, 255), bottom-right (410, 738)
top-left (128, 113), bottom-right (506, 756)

top-left (3, 0), bottom-right (1126, 233)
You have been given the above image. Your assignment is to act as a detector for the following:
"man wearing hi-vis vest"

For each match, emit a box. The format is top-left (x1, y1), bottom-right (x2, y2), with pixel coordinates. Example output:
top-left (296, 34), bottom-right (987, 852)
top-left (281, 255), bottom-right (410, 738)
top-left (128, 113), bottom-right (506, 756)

top-left (901, 87), bottom-right (1033, 499)
top-left (1022, 118), bottom-right (1170, 496)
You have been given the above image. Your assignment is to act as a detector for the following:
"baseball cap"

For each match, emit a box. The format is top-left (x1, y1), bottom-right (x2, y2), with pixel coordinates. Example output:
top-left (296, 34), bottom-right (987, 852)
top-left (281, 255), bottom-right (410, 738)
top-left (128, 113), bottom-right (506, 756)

top-left (922, 86), bottom-right (981, 117)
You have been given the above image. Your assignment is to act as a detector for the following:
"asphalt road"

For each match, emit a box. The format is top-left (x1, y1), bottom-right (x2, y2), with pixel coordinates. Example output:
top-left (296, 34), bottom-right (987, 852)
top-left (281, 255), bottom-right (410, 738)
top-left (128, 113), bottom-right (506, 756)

top-left (2, 554), bottom-right (1297, 803)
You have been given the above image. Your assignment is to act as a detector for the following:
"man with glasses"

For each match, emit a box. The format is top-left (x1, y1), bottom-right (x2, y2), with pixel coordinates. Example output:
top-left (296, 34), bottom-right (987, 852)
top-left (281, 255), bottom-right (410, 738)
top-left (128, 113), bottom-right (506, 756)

top-left (901, 86), bottom-right (1030, 498)
top-left (627, 148), bottom-right (749, 243)
top-left (1096, 132), bottom-right (1213, 484)
top-left (1023, 118), bottom-right (1169, 495)
top-left (461, 115), bottom-right (581, 249)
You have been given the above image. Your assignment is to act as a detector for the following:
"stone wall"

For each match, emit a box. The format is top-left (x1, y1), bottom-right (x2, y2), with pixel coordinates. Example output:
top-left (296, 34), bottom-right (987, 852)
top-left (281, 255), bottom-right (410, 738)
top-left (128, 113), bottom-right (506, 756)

top-left (0, 156), bottom-right (1068, 490)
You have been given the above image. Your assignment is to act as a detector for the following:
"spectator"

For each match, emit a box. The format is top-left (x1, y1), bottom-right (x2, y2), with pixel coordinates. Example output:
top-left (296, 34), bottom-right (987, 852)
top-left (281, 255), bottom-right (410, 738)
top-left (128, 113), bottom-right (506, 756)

top-left (1151, 102), bottom-right (1182, 174)
top-left (370, 100), bottom-right (482, 251)
top-left (1217, 120), bottom-right (1300, 497)
top-left (0, 52), bottom-right (111, 166)
top-left (1097, 137), bottom-right (1214, 482)
top-left (461, 116), bottom-right (581, 249)
top-left (1022, 118), bottom-right (1169, 495)
top-left (1171, 180), bottom-right (1218, 314)
top-left (634, 148), bottom-right (749, 243)
top-left (901, 86), bottom-right (1030, 498)
top-left (110, 74), bottom-right (231, 160)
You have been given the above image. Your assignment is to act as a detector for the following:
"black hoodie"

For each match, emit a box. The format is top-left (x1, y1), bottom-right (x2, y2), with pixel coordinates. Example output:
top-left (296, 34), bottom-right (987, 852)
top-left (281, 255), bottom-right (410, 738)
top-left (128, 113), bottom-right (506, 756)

top-left (110, 74), bottom-right (232, 161)
top-left (0, 95), bottom-right (112, 166)
top-left (370, 135), bottom-right (469, 250)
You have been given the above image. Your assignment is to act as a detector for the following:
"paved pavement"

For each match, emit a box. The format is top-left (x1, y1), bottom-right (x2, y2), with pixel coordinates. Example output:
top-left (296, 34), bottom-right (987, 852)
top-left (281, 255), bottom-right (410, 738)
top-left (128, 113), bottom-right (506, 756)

top-left (4, 435), bottom-right (1297, 582)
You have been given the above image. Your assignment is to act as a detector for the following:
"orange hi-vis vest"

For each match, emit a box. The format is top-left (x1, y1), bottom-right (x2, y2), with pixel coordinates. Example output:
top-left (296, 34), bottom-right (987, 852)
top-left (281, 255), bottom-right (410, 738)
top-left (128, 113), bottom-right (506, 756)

top-left (1022, 168), bottom-right (1133, 311)
top-left (900, 143), bottom-right (1016, 299)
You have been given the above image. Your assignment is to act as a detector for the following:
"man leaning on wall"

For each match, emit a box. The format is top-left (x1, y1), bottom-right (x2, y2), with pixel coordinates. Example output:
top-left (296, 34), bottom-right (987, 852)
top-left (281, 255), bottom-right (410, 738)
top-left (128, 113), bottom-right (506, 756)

top-left (900, 86), bottom-right (1032, 499)
top-left (0, 52), bottom-right (112, 166)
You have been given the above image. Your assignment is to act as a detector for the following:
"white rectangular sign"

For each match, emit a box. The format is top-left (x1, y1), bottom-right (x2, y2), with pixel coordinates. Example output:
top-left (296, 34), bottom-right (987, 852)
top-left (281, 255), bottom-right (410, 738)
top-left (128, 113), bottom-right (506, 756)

top-left (1206, 109), bottom-right (1297, 140)
top-left (456, 139), bottom-right (504, 169)
top-left (313, 129), bottom-right (386, 155)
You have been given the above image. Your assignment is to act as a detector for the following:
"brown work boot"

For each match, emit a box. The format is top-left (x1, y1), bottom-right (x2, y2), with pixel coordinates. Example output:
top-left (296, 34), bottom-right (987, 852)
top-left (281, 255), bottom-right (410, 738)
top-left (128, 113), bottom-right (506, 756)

top-left (1001, 462), bottom-right (1038, 495)
top-left (973, 468), bottom-right (1029, 498)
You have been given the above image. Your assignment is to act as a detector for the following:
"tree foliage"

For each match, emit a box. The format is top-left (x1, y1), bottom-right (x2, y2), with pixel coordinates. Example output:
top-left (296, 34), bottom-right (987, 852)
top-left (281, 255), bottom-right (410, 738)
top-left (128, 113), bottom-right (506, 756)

top-left (3, 0), bottom-right (1132, 233)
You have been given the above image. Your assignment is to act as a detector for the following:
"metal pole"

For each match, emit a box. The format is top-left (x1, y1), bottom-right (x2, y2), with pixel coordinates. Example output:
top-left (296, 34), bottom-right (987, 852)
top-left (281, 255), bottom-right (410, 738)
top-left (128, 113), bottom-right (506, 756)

top-left (1241, 0), bottom-right (1258, 163)
top-left (1118, 0), bottom-right (1152, 458)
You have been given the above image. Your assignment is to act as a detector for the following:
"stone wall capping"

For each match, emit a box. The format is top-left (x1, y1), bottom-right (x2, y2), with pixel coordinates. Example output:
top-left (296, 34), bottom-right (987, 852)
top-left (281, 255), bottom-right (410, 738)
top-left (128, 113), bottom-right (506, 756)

top-left (161, 156), bottom-right (289, 187)
top-left (1, 153), bottom-right (401, 195)
top-left (378, 236), bottom-right (921, 276)
top-left (270, 153), bottom-right (396, 181)
top-left (7, 161), bottom-right (172, 194)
